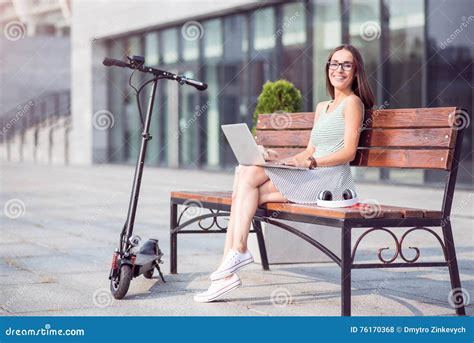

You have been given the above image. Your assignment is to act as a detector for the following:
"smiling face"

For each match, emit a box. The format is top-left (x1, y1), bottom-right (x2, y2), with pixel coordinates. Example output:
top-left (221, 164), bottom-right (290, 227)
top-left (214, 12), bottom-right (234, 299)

top-left (327, 49), bottom-right (356, 93)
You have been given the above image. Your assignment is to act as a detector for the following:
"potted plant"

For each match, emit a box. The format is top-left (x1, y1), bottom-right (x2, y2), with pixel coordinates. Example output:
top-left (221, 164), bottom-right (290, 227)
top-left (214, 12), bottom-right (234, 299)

top-left (252, 79), bottom-right (303, 134)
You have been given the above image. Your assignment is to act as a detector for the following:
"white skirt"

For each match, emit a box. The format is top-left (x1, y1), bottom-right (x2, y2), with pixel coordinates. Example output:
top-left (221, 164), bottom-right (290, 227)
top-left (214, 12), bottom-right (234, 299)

top-left (263, 163), bottom-right (358, 207)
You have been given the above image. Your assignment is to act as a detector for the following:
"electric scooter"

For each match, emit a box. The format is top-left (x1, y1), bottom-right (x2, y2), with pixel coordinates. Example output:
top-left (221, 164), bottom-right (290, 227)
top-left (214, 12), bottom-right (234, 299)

top-left (103, 55), bottom-right (207, 299)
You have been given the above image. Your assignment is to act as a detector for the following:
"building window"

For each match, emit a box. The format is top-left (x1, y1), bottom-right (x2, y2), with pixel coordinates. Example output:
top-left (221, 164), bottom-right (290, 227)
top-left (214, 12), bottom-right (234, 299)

top-left (159, 28), bottom-right (180, 166)
top-left (123, 36), bottom-right (143, 164)
top-left (162, 28), bottom-right (179, 64)
top-left (387, 0), bottom-right (424, 108)
top-left (182, 29), bottom-right (199, 62)
top-left (250, 7), bottom-right (277, 116)
top-left (220, 14), bottom-right (249, 168)
top-left (349, 0), bottom-right (381, 182)
top-left (312, 0), bottom-right (342, 107)
top-left (253, 7), bottom-right (276, 51)
top-left (203, 19), bottom-right (223, 168)
top-left (280, 2), bottom-right (307, 100)
top-left (385, 0), bottom-right (425, 184)
top-left (106, 39), bottom-right (127, 163)
top-left (145, 32), bottom-right (159, 66)
top-left (349, 0), bottom-right (380, 101)
top-left (179, 27), bottom-right (201, 167)
top-left (144, 31), bottom-right (161, 165)
top-left (425, 0), bottom-right (473, 186)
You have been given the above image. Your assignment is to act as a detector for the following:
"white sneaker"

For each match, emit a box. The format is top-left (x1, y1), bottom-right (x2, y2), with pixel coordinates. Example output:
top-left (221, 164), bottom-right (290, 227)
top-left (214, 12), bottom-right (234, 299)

top-left (210, 249), bottom-right (254, 281)
top-left (193, 274), bottom-right (241, 303)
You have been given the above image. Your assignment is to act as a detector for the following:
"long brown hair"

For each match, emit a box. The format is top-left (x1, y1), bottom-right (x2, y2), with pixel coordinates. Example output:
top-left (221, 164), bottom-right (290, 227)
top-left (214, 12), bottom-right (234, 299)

top-left (325, 44), bottom-right (375, 109)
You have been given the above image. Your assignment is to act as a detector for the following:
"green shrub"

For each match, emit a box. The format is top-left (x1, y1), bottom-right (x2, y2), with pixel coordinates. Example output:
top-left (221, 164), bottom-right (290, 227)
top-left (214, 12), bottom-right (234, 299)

top-left (252, 79), bottom-right (303, 133)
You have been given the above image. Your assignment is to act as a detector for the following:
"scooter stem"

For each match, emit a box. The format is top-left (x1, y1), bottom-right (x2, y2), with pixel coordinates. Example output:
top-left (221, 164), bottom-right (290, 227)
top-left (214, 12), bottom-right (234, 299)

top-left (121, 77), bottom-right (159, 252)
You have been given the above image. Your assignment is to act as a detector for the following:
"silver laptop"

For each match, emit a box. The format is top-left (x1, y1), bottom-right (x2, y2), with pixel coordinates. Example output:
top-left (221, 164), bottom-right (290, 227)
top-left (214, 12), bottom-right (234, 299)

top-left (221, 123), bottom-right (307, 170)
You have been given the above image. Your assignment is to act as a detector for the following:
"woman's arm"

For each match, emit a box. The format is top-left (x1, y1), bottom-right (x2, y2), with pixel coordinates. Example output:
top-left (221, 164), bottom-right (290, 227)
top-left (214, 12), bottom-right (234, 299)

top-left (314, 96), bottom-right (363, 167)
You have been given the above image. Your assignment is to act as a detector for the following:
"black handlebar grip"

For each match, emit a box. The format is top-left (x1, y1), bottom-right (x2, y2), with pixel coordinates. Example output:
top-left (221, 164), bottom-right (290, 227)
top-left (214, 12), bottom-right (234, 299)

top-left (184, 78), bottom-right (208, 91)
top-left (103, 58), bottom-right (129, 68)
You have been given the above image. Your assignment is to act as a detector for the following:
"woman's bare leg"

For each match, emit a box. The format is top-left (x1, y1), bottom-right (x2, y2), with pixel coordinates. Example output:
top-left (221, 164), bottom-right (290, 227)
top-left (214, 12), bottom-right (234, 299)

top-left (257, 180), bottom-right (288, 205)
top-left (231, 166), bottom-right (279, 253)
top-left (220, 166), bottom-right (241, 264)
top-left (219, 167), bottom-right (287, 262)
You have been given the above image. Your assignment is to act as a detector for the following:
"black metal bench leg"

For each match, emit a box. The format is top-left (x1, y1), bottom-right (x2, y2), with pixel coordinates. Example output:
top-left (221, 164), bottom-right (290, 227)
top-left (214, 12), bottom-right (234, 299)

top-left (341, 224), bottom-right (352, 316)
top-left (170, 203), bottom-right (178, 274)
top-left (443, 221), bottom-right (466, 315)
top-left (252, 219), bottom-right (270, 270)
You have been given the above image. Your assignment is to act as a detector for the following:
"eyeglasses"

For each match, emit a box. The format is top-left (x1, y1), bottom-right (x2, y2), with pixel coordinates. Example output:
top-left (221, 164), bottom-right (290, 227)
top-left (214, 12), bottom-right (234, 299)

top-left (327, 61), bottom-right (354, 71)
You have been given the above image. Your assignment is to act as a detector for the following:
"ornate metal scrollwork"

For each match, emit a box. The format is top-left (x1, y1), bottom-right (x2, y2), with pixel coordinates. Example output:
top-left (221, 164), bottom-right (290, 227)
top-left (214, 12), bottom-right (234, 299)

top-left (177, 206), bottom-right (228, 231)
top-left (352, 227), bottom-right (400, 263)
top-left (352, 226), bottom-right (447, 264)
top-left (399, 227), bottom-right (447, 262)
top-left (194, 209), bottom-right (228, 231)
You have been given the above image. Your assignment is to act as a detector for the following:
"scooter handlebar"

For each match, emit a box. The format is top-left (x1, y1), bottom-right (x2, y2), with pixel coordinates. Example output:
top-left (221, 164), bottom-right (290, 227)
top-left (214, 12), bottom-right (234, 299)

top-left (103, 56), bottom-right (207, 91)
top-left (178, 76), bottom-right (208, 91)
top-left (103, 57), bottom-right (130, 69)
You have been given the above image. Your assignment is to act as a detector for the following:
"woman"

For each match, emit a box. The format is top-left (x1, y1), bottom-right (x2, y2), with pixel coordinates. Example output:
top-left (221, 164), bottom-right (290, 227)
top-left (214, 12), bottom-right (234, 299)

top-left (194, 44), bottom-right (375, 303)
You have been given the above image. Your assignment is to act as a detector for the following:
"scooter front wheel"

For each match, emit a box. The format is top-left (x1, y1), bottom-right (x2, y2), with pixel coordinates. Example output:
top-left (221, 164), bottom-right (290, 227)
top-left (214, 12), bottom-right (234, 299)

top-left (110, 264), bottom-right (132, 299)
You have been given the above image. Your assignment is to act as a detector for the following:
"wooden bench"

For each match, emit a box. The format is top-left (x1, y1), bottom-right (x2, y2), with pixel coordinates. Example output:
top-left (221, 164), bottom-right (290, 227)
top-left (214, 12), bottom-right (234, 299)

top-left (170, 106), bottom-right (467, 316)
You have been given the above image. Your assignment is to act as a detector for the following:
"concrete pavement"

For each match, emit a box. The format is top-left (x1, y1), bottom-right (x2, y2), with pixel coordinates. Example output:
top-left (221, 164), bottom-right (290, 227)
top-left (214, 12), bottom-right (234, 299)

top-left (0, 162), bottom-right (472, 316)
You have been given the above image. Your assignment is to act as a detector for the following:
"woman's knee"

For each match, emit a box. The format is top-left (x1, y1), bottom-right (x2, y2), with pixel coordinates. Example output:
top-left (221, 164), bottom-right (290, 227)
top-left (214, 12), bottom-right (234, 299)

top-left (239, 165), bottom-right (263, 187)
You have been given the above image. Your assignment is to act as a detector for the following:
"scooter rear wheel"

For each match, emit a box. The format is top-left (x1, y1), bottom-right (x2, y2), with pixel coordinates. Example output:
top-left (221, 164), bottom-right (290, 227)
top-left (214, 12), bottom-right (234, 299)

top-left (110, 264), bottom-right (132, 299)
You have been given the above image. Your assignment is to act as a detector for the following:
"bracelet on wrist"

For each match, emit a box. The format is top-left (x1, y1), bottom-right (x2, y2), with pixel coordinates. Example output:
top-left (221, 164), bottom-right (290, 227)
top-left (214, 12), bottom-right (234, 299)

top-left (307, 156), bottom-right (317, 169)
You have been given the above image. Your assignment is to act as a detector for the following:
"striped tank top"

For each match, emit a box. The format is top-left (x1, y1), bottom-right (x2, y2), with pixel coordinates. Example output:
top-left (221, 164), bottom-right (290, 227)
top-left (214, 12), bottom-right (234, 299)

top-left (264, 96), bottom-right (364, 206)
top-left (310, 97), bottom-right (363, 158)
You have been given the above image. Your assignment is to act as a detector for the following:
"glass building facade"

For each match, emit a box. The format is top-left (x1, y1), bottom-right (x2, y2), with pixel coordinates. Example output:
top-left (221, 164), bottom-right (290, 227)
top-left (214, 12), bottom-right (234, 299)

top-left (103, 0), bottom-right (473, 187)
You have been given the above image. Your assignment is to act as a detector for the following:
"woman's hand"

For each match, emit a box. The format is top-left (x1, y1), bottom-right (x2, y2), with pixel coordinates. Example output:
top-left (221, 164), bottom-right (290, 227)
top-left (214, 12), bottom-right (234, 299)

top-left (257, 145), bottom-right (279, 161)
top-left (276, 156), bottom-right (310, 168)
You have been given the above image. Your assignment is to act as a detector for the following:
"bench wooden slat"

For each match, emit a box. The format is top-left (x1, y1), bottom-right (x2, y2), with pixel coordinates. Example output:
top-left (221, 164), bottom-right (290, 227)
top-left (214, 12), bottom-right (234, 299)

top-left (257, 112), bottom-right (315, 130)
top-left (172, 191), bottom-right (233, 206)
top-left (351, 148), bottom-right (452, 170)
top-left (359, 128), bottom-right (456, 148)
top-left (170, 191), bottom-right (442, 219)
top-left (363, 107), bottom-right (457, 128)
top-left (256, 107), bottom-right (458, 130)
top-left (256, 128), bottom-right (456, 149)
top-left (255, 130), bottom-right (309, 147)
top-left (255, 147), bottom-right (452, 170)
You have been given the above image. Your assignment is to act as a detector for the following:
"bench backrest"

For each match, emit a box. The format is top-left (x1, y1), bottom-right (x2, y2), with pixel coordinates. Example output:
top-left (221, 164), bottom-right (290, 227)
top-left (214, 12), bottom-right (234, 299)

top-left (256, 106), bottom-right (467, 218)
top-left (255, 107), bottom-right (464, 170)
